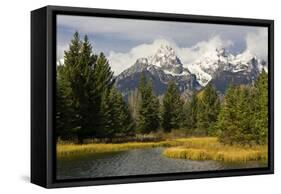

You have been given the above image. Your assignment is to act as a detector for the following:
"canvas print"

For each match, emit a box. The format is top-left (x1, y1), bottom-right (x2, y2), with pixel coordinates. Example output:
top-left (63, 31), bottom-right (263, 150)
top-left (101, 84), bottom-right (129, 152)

top-left (56, 15), bottom-right (269, 180)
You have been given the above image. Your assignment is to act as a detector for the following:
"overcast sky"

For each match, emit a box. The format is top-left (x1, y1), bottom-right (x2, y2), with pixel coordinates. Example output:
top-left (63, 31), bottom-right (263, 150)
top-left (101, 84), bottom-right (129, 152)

top-left (57, 15), bottom-right (268, 75)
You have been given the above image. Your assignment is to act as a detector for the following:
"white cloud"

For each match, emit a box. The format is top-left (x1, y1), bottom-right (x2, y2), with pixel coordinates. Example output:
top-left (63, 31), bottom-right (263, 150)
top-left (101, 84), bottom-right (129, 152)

top-left (108, 39), bottom-right (175, 75)
top-left (176, 35), bottom-right (233, 65)
top-left (244, 28), bottom-right (268, 60)
top-left (57, 15), bottom-right (252, 48)
top-left (108, 36), bottom-right (233, 75)
top-left (57, 26), bottom-right (268, 75)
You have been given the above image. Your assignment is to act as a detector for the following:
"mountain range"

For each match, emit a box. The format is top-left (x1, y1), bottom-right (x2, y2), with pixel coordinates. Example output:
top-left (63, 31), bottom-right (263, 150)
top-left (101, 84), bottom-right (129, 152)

top-left (115, 44), bottom-right (267, 98)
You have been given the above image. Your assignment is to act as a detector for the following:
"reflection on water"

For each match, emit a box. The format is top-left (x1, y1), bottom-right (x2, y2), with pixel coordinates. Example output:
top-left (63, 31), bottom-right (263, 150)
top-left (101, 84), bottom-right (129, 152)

top-left (57, 148), bottom-right (267, 180)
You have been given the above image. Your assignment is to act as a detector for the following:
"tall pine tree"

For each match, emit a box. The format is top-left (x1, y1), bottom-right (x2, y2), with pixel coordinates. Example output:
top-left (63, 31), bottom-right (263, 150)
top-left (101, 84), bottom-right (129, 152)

top-left (183, 93), bottom-right (198, 132)
top-left (217, 71), bottom-right (268, 146)
top-left (100, 87), bottom-right (135, 138)
top-left (196, 84), bottom-right (220, 135)
top-left (137, 74), bottom-right (160, 134)
top-left (253, 70), bottom-right (268, 144)
top-left (56, 65), bottom-right (74, 140)
top-left (57, 32), bottom-right (115, 143)
top-left (217, 84), bottom-right (237, 144)
top-left (161, 81), bottom-right (184, 132)
top-left (90, 52), bottom-right (115, 138)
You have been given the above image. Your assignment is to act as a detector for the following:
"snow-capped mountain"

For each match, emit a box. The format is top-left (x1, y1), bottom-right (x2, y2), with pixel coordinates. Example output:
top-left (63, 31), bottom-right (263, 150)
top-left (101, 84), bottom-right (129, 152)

top-left (186, 48), bottom-right (267, 87)
top-left (116, 45), bottom-right (201, 97)
top-left (116, 43), bottom-right (267, 97)
top-left (149, 44), bottom-right (184, 74)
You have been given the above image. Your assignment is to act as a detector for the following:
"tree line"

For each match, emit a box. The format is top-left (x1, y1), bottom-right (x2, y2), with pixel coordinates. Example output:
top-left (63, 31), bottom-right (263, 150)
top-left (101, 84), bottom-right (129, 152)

top-left (217, 71), bottom-right (268, 145)
top-left (181, 71), bottom-right (268, 145)
top-left (57, 32), bottom-right (268, 145)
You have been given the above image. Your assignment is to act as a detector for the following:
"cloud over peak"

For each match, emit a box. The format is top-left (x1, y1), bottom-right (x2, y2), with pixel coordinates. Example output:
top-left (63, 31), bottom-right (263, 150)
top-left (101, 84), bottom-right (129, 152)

top-left (244, 28), bottom-right (268, 60)
top-left (108, 36), bottom-right (234, 75)
top-left (108, 29), bottom-right (267, 76)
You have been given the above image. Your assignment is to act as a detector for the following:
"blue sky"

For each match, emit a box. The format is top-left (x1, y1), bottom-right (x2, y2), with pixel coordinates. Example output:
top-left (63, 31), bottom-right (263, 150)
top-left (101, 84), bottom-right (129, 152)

top-left (57, 15), bottom-right (268, 75)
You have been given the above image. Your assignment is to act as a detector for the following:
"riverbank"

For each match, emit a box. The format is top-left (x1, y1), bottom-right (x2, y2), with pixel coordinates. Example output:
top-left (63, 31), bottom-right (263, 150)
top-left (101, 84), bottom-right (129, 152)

top-left (57, 140), bottom-right (182, 158)
top-left (163, 137), bottom-right (267, 162)
top-left (57, 137), bottom-right (267, 162)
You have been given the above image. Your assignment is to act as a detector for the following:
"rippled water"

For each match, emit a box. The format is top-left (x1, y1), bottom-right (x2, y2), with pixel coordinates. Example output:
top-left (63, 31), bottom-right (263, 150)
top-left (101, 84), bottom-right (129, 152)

top-left (57, 148), bottom-right (266, 180)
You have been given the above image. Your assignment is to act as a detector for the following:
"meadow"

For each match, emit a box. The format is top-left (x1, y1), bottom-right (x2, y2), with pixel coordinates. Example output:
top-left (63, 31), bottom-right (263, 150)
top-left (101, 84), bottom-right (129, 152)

top-left (57, 140), bottom-right (182, 158)
top-left (163, 137), bottom-right (268, 162)
top-left (57, 136), bottom-right (267, 162)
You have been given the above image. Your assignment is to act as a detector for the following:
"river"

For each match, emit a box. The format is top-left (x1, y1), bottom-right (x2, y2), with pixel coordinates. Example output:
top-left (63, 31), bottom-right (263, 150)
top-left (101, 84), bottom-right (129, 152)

top-left (57, 148), bottom-right (266, 180)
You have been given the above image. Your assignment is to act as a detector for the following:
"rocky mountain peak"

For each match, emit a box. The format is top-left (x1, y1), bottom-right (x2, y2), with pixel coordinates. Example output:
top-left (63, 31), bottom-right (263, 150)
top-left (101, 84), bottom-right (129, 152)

top-left (149, 44), bottom-right (183, 74)
top-left (116, 42), bottom-right (268, 97)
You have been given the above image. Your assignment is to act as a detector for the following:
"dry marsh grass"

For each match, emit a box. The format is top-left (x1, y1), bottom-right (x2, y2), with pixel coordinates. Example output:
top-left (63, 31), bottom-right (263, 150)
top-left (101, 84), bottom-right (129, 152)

top-left (57, 137), bottom-right (267, 162)
top-left (57, 140), bottom-right (182, 158)
top-left (163, 137), bottom-right (267, 162)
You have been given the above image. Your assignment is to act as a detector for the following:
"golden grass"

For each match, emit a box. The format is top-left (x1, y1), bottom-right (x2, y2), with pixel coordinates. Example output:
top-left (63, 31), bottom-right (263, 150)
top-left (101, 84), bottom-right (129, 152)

top-left (57, 137), bottom-right (267, 162)
top-left (163, 137), bottom-right (268, 162)
top-left (57, 140), bottom-right (182, 158)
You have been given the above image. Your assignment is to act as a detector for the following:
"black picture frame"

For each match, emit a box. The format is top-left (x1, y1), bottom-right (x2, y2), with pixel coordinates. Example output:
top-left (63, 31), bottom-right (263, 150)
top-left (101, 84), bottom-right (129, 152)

top-left (31, 5), bottom-right (274, 188)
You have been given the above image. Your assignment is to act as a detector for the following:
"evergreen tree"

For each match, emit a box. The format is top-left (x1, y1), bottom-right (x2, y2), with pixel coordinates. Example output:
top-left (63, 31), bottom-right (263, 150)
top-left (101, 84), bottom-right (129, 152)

top-left (217, 71), bottom-right (268, 146)
top-left (161, 81), bottom-right (184, 132)
top-left (100, 88), bottom-right (135, 138)
top-left (64, 34), bottom-right (98, 143)
top-left (92, 52), bottom-right (115, 95)
top-left (99, 89), bottom-right (116, 138)
top-left (237, 86), bottom-right (256, 144)
top-left (216, 84), bottom-right (237, 144)
top-left (196, 84), bottom-right (220, 135)
top-left (113, 89), bottom-right (135, 136)
top-left (217, 85), bottom-right (254, 144)
top-left (56, 65), bottom-right (74, 139)
top-left (89, 52), bottom-right (115, 138)
top-left (57, 32), bottom-right (115, 143)
top-left (137, 74), bottom-right (160, 133)
top-left (183, 93), bottom-right (198, 131)
top-left (57, 32), bottom-right (83, 141)
top-left (253, 70), bottom-right (268, 144)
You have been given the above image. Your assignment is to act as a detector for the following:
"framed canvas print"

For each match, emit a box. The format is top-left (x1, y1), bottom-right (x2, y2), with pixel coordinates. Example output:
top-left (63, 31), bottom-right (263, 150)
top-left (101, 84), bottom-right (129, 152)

top-left (31, 5), bottom-right (274, 188)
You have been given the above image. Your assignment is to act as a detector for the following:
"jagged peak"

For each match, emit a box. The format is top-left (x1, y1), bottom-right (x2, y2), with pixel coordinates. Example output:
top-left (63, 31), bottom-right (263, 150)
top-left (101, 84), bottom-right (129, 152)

top-left (135, 57), bottom-right (149, 64)
top-left (158, 43), bottom-right (174, 52)
top-left (118, 42), bottom-right (267, 90)
top-left (215, 47), bottom-right (231, 57)
top-left (154, 44), bottom-right (177, 59)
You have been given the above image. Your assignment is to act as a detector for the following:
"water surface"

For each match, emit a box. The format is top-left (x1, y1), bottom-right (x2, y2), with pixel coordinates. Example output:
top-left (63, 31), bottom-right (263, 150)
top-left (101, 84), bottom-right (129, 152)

top-left (57, 148), bottom-right (266, 179)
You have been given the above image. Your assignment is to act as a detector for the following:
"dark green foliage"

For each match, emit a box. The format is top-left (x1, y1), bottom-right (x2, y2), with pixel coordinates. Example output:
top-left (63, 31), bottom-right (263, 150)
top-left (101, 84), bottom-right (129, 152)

top-left (183, 93), bottom-right (198, 131)
top-left (253, 70), bottom-right (268, 144)
top-left (216, 84), bottom-right (236, 144)
top-left (56, 65), bottom-right (75, 139)
top-left (62, 34), bottom-right (99, 143)
top-left (56, 32), bottom-right (116, 143)
top-left (217, 71), bottom-right (268, 145)
top-left (88, 52), bottom-right (115, 137)
top-left (217, 85), bottom-right (253, 144)
top-left (196, 84), bottom-right (220, 135)
top-left (100, 88), bottom-right (135, 138)
top-left (161, 81), bottom-right (184, 132)
top-left (137, 74), bottom-right (160, 134)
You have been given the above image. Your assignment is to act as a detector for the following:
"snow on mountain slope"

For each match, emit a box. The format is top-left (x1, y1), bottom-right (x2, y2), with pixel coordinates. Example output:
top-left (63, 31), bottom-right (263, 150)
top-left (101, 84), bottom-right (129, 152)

top-left (186, 48), bottom-right (267, 86)
top-left (116, 42), bottom-right (267, 96)
top-left (116, 44), bottom-right (201, 97)
top-left (187, 64), bottom-right (212, 86)
top-left (148, 44), bottom-right (184, 74)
